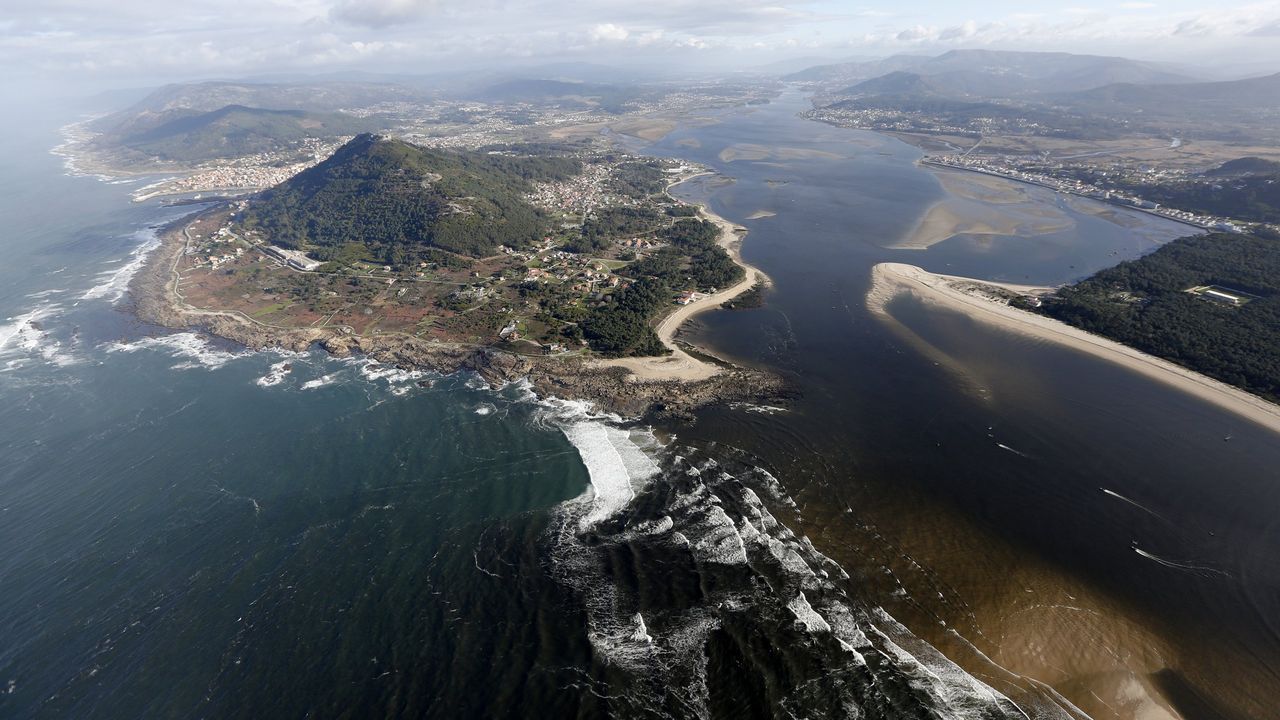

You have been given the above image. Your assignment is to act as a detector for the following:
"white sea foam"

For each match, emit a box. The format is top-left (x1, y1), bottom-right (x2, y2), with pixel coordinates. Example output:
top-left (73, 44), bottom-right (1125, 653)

top-left (0, 304), bottom-right (79, 370)
top-left (255, 361), bottom-right (293, 388)
top-left (81, 228), bottom-right (161, 303)
top-left (787, 591), bottom-right (832, 633)
top-left (537, 398), bottom-right (660, 530)
top-left (25, 288), bottom-right (68, 299)
top-left (301, 373), bottom-right (339, 390)
top-left (103, 332), bottom-right (247, 370)
top-left (358, 360), bottom-right (424, 385)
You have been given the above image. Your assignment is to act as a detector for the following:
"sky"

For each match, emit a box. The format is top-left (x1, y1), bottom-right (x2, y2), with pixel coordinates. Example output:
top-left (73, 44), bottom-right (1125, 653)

top-left (2, 0), bottom-right (1279, 89)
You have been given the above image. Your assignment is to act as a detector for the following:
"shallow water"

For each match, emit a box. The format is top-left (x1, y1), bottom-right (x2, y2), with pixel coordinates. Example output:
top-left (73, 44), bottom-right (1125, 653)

top-left (654, 91), bottom-right (1280, 718)
top-left (1, 90), bottom-right (1277, 720)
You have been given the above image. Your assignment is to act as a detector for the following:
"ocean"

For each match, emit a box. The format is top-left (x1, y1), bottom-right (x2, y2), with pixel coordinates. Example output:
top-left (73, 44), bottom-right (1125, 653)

top-left (1, 91), bottom-right (1277, 719)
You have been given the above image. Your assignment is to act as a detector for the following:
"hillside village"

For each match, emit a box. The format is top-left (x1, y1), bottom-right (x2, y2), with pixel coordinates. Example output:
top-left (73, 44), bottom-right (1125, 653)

top-left (173, 149), bottom-right (728, 357)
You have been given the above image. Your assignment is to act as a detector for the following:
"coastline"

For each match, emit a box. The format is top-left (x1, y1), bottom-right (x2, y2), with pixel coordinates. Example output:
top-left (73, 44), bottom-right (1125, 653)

top-left (595, 180), bottom-right (770, 382)
top-left (919, 159), bottom-right (1213, 234)
top-left (866, 262), bottom-right (1280, 435)
top-left (128, 206), bottom-right (781, 419)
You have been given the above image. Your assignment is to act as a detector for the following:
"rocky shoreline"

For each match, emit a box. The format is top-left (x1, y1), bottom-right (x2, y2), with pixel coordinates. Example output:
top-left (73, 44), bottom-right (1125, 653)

top-left (130, 211), bottom-right (786, 420)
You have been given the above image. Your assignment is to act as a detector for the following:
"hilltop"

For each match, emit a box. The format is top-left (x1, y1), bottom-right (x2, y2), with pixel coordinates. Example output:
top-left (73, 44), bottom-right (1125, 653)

top-left (241, 134), bottom-right (580, 262)
top-left (109, 105), bottom-right (376, 162)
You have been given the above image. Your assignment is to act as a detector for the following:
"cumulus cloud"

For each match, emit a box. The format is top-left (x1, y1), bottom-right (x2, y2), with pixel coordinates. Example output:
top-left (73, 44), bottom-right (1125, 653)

top-left (939, 20), bottom-right (979, 41)
top-left (589, 23), bottom-right (630, 42)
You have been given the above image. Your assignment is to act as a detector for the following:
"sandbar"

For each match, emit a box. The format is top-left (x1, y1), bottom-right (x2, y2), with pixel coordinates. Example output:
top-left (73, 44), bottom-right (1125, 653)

top-left (866, 262), bottom-right (1280, 435)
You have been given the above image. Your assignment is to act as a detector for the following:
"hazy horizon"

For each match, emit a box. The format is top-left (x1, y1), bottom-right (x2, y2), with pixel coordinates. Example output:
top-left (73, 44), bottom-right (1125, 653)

top-left (4, 0), bottom-right (1280, 95)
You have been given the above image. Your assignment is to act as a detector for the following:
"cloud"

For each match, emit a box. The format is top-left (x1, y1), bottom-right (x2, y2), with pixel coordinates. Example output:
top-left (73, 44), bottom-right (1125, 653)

top-left (589, 23), bottom-right (630, 42)
top-left (1248, 19), bottom-right (1280, 34)
top-left (938, 20), bottom-right (978, 41)
top-left (329, 0), bottom-right (440, 28)
top-left (3, 0), bottom-right (1280, 86)
top-left (895, 25), bottom-right (933, 42)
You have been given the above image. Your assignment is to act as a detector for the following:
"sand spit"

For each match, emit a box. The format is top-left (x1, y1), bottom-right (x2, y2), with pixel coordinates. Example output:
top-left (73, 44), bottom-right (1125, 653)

top-left (866, 263), bottom-right (1280, 436)
top-left (596, 195), bottom-right (769, 382)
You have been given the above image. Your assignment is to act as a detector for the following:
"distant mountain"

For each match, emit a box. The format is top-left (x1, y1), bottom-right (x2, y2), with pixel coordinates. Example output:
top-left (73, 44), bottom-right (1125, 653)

top-left (241, 134), bottom-right (581, 263)
top-left (918, 49), bottom-right (1192, 89)
top-left (754, 55), bottom-right (878, 76)
top-left (1064, 71), bottom-right (1280, 108)
top-left (792, 49), bottom-right (1196, 97)
top-left (470, 78), bottom-right (649, 113)
top-left (93, 81), bottom-right (423, 138)
top-left (113, 105), bottom-right (378, 162)
top-left (1057, 72), bottom-right (1280, 134)
top-left (783, 55), bottom-right (931, 84)
top-left (1206, 157), bottom-right (1280, 177)
top-left (838, 71), bottom-right (952, 98)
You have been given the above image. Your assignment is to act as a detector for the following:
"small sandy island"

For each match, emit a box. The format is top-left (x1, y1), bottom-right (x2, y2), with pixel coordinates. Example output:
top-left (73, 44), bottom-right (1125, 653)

top-left (894, 170), bottom-right (1074, 250)
top-left (867, 262), bottom-right (1280, 435)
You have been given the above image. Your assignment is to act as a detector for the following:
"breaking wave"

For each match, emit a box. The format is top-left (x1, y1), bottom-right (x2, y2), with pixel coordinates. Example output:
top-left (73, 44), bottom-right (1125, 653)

top-left (0, 304), bottom-right (80, 372)
top-left (81, 228), bottom-right (161, 303)
top-left (535, 402), bottom-right (1036, 718)
top-left (103, 332), bottom-right (249, 371)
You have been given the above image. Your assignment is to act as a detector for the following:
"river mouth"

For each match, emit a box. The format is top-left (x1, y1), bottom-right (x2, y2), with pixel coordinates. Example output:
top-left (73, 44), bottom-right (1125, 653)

top-left (639, 89), bottom-right (1280, 719)
top-left (4, 91), bottom-right (1279, 719)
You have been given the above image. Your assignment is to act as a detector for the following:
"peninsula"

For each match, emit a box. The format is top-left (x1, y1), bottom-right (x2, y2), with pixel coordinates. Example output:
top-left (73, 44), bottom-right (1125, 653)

top-left (131, 134), bottom-right (778, 417)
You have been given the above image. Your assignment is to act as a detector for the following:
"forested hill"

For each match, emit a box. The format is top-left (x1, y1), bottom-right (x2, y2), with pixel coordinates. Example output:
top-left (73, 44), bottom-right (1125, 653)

top-left (118, 105), bottom-right (375, 162)
top-left (1039, 232), bottom-right (1280, 402)
top-left (241, 134), bottom-right (580, 262)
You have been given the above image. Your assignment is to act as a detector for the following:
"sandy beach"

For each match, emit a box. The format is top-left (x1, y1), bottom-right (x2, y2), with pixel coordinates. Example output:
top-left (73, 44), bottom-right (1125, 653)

top-left (866, 262), bottom-right (1280, 435)
top-left (596, 198), bottom-right (768, 382)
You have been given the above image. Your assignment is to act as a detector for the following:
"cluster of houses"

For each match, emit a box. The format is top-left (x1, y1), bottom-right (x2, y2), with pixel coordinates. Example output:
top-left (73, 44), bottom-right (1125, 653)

top-left (925, 155), bottom-right (1247, 233)
top-left (185, 224), bottom-right (248, 270)
top-left (525, 162), bottom-right (617, 216)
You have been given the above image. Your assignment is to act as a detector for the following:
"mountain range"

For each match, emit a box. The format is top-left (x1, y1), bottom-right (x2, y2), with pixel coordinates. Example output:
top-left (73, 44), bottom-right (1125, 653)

top-left (789, 49), bottom-right (1195, 97)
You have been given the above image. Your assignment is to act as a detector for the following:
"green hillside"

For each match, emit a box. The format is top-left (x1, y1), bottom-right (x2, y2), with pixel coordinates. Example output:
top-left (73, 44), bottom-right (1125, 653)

top-left (120, 105), bottom-right (377, 162)
top-left (240, 134), bottom-right (580, 262)
top-left (1040, 232), bottom-right (1280, 401)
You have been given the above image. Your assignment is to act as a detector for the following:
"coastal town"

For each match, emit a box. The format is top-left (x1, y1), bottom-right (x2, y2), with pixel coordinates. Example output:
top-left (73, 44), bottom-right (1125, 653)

top-left (130, 137), bottom-right (350, 202)
top-left (922, 153), bottom-right (1268, 234)
top-left (170, 153), bottom-right (731, 356)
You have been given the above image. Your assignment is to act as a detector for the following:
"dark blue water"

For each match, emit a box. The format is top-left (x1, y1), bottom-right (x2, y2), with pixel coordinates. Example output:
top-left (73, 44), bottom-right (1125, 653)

top-left (0, 105), bottom-right (607, 718)
top-left (649, 92), bottom-right (1280, 718)
top-left (3, 90), bottom-right (1278, 720)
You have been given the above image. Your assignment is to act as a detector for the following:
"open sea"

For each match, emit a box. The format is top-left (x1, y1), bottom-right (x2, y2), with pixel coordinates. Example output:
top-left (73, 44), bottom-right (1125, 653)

top-left (2, 90), bottom-right (1278, 719)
